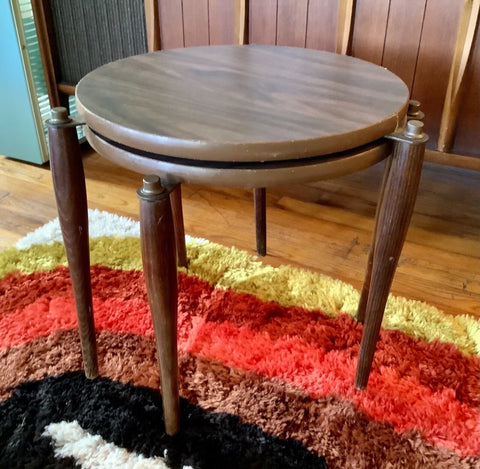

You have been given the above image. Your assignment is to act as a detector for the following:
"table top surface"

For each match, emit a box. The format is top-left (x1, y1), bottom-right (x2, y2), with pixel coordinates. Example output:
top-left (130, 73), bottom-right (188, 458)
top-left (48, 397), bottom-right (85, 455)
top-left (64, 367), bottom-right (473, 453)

top-left (76, 45), bottom-right (409, 162)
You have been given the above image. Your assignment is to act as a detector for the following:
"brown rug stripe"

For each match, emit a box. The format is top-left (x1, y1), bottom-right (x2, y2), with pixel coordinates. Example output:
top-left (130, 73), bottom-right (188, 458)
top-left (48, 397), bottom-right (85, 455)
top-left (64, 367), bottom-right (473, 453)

top-left (1, 266), bottom-right (478, 409)
top-left (0, 330), bottom-right (476, 468)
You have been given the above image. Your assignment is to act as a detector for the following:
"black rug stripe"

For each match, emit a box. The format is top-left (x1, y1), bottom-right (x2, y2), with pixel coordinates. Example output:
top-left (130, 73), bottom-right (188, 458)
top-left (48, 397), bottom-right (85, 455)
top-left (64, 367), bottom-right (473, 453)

top-left (0, 372), bottom-right (327, 469)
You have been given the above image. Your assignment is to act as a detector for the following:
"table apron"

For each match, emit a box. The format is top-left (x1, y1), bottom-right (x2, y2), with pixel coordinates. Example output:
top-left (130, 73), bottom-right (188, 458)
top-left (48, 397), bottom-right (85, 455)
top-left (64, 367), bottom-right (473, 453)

top-left (85, 128), bottom-right (392, 188)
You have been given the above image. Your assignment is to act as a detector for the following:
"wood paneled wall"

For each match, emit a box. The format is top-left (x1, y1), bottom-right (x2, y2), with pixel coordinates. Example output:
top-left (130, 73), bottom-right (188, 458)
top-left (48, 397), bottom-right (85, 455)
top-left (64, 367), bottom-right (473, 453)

top-left (158, 0), bottom-right (234, 48)
top-left (155, 0), bottom-right (480, 163)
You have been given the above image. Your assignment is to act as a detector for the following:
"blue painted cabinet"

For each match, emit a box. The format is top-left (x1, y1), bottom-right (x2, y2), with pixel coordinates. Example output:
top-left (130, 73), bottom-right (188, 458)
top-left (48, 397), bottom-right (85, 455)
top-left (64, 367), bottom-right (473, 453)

top-left (0, 0), bottom-right (49, 164)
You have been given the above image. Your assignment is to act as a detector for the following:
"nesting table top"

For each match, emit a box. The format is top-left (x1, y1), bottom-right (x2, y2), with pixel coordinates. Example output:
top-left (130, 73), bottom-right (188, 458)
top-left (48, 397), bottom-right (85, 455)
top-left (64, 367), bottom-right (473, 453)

top-left (76, 45), bottom-right (409, 163)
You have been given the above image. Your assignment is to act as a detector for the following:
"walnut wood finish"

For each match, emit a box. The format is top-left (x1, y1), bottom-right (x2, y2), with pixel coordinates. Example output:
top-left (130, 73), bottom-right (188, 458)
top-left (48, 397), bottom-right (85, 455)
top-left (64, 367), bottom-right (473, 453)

top-left (47, 115), bottom-right (98, 379)
top-left (351, 0), bottom-right (390, 65)
top-left (76, 46), bottom-right (409, 163)
top-left (276, 0), bottom-right (309, 47)
top-left (411, 0), bottom-right (463, 147)
top-left (381, 0), bottom-right (427, 92)
top-left (158, 0), bottom-right (184, 49)
top-left (182, 0), bottom-right (209, 47)
top-left (305, 0), bottom-right (338, 52)
top-left (357, 101), bottom-right (424, 323)
top-left (355, 133), bottom-right (426, 389)
top-left (170, 185), bottom-right (188, 267)
top-left (249, 0), bottom-right (277, 45)
top-left (356, 155), bottom-right (393, 324)
top-left (209, 0), bottom-right (235, 45)
top-left (452, 28), bottom-right (480, 158)
top-left (138, 176), bottom-right (179, 435)
top-left (254, 188), bottom-right (267, 256)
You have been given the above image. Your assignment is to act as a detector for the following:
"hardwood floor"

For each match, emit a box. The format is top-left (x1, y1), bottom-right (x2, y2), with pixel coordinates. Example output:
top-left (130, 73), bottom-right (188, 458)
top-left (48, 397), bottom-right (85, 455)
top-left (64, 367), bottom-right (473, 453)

top-left (0, 150), bottom-right (478, 319)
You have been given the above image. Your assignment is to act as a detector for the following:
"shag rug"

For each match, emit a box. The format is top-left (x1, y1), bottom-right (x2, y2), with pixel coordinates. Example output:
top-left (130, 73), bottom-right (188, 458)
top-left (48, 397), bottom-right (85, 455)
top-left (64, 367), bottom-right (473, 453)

top-left (0, 210), bottom-right (478, 468)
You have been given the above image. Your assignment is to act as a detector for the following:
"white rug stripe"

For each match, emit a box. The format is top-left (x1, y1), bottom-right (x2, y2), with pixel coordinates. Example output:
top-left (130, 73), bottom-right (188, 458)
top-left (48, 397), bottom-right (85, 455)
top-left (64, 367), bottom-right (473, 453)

top-left (43, 420), bottom-right (194, 469)
top-left (15, 209), bottom-right (207, 249)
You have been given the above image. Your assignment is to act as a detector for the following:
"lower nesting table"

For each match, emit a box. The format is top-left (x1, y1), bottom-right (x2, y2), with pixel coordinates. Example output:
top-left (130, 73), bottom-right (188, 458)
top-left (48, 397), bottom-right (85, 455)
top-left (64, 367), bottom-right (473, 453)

top-left (47, 45), bottom-right (427, 435)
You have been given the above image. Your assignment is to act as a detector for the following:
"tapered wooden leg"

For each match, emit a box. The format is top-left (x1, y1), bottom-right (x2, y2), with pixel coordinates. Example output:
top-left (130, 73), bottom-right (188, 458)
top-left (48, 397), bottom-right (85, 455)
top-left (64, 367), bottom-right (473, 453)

top-left (356, 155), bottom-right (393, 324)
top-left (355, 122), bottom-right (427, 390)
top-left (138, 175), bottom-right (180, 435)
top-left (47, 107), bottom-right (98, 378)
top-left (170, 184), bottom-right (188, 267)
top-left (358, 101), bottom-right (426, 323)
top-left (254, 187), bottom-right (267, 256)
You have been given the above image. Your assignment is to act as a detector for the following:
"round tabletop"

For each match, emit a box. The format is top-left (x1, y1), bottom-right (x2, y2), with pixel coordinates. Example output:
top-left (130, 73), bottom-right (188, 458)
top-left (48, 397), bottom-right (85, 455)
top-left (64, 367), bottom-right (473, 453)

top-left (76, 45), bottom-right (409, 163)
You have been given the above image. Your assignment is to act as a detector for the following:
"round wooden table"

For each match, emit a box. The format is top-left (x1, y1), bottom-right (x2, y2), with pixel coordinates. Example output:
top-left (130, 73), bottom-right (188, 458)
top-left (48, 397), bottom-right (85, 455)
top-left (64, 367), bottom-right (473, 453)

top-left (47, 45), bottom-right (427, 436)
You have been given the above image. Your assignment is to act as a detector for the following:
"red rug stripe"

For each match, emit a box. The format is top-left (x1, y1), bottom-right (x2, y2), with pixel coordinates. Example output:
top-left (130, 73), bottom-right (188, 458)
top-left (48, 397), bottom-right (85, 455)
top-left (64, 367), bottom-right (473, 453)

top-left (0, 267), bottom-right (478, 408)
top-left (1, 267), bottom-right (479, 455)
top-left (0, 293), bottom-right (478, 456)
top-left (183, 319), bottom-right (479, 457)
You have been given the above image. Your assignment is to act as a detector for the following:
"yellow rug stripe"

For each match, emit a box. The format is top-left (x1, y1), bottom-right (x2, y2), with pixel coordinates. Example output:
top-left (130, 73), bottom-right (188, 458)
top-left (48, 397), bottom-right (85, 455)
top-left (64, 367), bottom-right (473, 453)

top-left (1, 236), bottom-right (478, 356)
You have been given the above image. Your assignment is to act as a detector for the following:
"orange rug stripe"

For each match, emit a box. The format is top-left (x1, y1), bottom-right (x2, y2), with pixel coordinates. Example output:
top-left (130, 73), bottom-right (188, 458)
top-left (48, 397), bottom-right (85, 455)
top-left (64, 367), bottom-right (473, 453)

top-left (1, 267), bottom-right (478, 456)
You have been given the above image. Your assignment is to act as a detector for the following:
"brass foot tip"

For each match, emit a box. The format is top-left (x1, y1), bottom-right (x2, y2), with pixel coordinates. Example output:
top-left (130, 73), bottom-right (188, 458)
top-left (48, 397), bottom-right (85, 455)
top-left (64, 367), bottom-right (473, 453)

top-left (407, 100), bottom-right (424, 120)
top-left (137, 175), bottom-right (167, 200)
top-left (50, 107), bottom-right (71, 124)
top-left (405, 120), bottom-right (424, 138)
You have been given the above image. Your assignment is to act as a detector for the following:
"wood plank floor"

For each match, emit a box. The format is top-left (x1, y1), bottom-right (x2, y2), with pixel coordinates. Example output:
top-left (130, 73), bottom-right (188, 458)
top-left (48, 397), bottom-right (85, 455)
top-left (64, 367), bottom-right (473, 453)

top-left (0, 150), bottom-right (478, 319)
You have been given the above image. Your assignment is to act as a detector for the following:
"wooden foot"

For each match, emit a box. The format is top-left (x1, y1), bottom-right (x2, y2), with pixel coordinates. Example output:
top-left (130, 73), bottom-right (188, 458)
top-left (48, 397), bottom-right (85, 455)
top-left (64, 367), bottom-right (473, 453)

top-left (47, 107), bottom-right (98, 379)
top-left (356, 156), bottom-right (393, 324)
top-left (254, 187), bottom-right (266, 256)
top-left (170, 184), bottom-right (188, 267)
top-left (138, 175), bottom-right (180, 435)
top-left (355, 122), bottom-right (427, 390)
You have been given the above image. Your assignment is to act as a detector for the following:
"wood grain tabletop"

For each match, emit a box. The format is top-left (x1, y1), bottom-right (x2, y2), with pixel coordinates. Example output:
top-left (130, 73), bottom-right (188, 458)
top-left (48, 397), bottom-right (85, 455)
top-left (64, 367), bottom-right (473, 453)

top-left (76, 45), bottom-right (409, 162)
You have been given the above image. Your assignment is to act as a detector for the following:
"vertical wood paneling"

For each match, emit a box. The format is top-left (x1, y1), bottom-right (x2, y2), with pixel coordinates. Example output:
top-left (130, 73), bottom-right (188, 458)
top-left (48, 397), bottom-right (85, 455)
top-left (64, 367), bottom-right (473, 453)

top-left (351, 0), bottom-right (390, 64)
top-left (145, 0), bottom-right (161, 51)
top-left (438, 0), bottom-right (479, 153)
top-left (209, 0), bottom-right (235, 45)
top-left (233, 0), bottom-right (247, 44)
top-left (382, 0), bottom-right (426, 91)
top-left (249, 0), bottom-right (277, 45)
top-left (182, 0), bottom-right (209, 46)
top-left (452, 30), bottom-right (480, 157)
top-left (306, 0), bottom-right (338, 52)
top-left (159, 0), bottom-right (184, 48)
top-left (158, 0), bottom-right (478, 158)
top-left (411, 0), bottom-right (464, 147)
top-left (335, 0), bottom-right (355, 54)
top-left (276, 0), bottom-right (308, 47)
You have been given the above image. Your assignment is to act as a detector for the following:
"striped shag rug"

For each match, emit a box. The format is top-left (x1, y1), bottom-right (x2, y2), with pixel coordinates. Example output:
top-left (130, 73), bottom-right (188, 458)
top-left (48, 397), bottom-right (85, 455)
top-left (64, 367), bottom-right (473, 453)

top-left (0, 210), bottom-right (478, 468)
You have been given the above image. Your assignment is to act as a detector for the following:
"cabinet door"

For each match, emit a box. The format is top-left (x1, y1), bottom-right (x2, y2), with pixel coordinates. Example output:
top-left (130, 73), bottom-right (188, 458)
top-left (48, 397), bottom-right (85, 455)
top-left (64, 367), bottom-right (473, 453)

top-left (0, 0), bottom-right (48, 164)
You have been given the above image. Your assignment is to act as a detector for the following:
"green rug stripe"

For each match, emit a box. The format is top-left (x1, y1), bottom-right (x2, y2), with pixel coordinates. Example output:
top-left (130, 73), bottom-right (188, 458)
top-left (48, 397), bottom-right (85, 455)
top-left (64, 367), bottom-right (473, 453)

top-left (0, 236), bottom-right (478, 356)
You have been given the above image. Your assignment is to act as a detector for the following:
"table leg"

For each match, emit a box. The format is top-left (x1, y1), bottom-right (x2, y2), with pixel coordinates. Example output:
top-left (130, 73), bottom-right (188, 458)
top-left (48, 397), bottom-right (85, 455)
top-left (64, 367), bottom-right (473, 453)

top-left (47, 107), bottom-right (98, 379)
top-left (356, 156), bottom-right (393, 324)
top-left (254, 187), bottom-right (267, 256)
top-left (138, 175), bottom-right (180, 435)
top-left (358, 100), bottom-right (426, 324)
top-left (170, 184), bottom-right (188, 268)
top-left (355, 122), bottom-right (426, 390)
